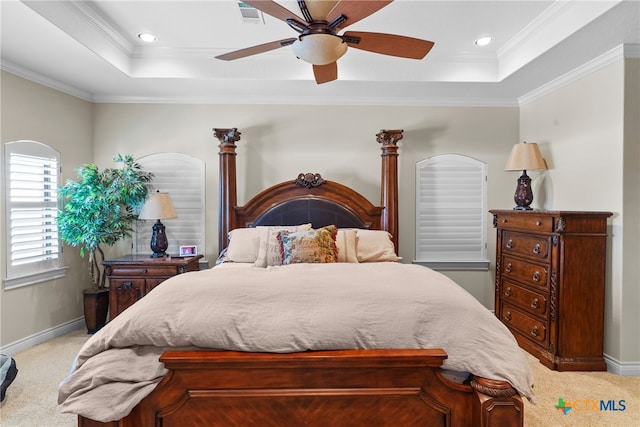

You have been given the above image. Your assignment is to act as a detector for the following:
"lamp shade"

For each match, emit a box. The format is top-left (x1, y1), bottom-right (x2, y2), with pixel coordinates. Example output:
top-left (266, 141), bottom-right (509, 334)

top-left (505, 142), bottom-right (547, 171)
top-left (292, 34), bottom-right (348, 65)
top-left (138, 192), bottom-right (177, 220)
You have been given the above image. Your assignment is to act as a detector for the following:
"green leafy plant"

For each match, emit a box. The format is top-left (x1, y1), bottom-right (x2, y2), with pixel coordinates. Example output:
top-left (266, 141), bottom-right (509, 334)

top-left (57, 154), bottom-right (154, 290)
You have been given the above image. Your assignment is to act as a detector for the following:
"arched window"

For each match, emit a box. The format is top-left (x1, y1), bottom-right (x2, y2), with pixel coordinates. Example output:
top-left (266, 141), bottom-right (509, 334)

top-left (415, 154), bottom-right (489, 270)
top-left (134, 153), bottom-right (206, 265)
top-left (3, 141), bottom-right (66, 288)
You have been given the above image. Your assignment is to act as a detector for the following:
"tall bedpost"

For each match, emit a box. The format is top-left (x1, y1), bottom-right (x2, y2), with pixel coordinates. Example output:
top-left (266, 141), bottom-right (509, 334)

top-left (214, 128), bottom-right (241, 254)
top-left (376, 129), bottom-right (403, 252)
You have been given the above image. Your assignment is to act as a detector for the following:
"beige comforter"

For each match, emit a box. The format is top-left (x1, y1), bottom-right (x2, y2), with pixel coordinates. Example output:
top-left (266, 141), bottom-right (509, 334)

top-left (58, 262), bottom-right (535, 422)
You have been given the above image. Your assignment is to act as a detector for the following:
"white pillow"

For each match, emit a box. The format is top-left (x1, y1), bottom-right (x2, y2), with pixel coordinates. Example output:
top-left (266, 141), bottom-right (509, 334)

top-left (253, 224), bottom-right (312, 267)
top-left (225, 228), bottom-right (261, 263)
top-left (355, 229), bottom-right (400, 262)
top-left (335, 229), bottom-right (358, 263)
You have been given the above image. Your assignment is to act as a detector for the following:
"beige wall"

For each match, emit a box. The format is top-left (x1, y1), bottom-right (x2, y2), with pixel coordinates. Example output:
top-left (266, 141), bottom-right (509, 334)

top-left (92, 103), bottom-right (519, 307)
top-left (1, 56), bottom-right (637, 366)
top-left (1, 71), bottom-right (93, 346)
top-left (520, 59), bottom-right (640, 363)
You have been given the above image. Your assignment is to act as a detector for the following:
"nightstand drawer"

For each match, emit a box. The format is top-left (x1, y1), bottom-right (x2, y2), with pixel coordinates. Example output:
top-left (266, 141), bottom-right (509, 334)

top-left (502, 255), bottom-right (549, 290)
top-left (494, 213), bottom-right (554, 232)
top-left (109, 266), bottom-right (152, 277)
top-left (140, 265), bottom-right (185, 276)
top-left (500, 304), bottom-right (548, 347)
top-left (502, 280), bottom-right (548, 318)
top-left (502, 231), bottom-right (550, 262)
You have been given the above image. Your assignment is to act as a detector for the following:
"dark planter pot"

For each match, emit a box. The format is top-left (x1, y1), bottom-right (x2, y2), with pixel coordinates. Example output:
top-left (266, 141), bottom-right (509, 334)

top-left (83, 288), bottom-right (109, 334)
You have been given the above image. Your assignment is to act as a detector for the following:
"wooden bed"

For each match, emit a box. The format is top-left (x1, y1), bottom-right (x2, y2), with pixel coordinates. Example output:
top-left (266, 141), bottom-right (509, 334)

top-left (78, 128), bottom-right (524, 427)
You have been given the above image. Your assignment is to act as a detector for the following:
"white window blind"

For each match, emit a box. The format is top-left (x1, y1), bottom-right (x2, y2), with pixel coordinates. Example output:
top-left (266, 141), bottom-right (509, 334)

top-left (415, 154), bottom-right (488, 269)
top-left (4, 141), bottom-right (65, 288)
top-left (134, 153), bottom-right (206, 260)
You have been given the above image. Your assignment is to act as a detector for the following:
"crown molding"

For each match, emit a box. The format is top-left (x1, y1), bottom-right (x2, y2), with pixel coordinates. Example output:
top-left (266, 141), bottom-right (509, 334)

top-left (518, 43), bottom-right (637, 106)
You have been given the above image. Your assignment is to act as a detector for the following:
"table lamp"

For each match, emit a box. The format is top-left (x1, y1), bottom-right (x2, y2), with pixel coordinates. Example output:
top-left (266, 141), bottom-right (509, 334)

top-left (138, 191), bottom-right (177, 257)
top-left (505, 142), bottom-right (547, 210)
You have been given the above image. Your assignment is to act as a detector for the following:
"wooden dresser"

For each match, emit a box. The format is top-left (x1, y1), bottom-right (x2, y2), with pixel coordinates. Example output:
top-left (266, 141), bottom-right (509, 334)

top-left (490, 210), bottom-right (612, 371)
top-left (104, 254), bottom-right (203, 319)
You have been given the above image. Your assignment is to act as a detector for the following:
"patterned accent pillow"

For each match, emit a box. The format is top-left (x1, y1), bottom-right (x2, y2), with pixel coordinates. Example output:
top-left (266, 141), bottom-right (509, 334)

top-left (253, 224), bottom-right (312, 267)
top-left (278, 225), bottom-right (338, 265)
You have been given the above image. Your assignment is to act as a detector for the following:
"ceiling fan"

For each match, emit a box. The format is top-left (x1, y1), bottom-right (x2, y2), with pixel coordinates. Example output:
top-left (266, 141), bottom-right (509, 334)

top-left (215, 0), bottom-right (434, 84)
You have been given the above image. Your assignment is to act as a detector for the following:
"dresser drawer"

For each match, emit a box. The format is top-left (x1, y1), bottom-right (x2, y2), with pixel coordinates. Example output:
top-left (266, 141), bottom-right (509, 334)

top-left (494, 213), bottom-right (554, 232)
top-left (502, 231), bottom-right (550, 262)
top-left (502, 255), bottom-right (549, 290)
top-left (502, 280), bottom-right (548, 318)
top-left (500, 303), bottom-right (548, 347)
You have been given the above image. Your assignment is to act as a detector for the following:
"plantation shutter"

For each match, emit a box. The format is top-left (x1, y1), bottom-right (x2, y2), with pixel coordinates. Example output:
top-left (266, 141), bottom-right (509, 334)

top-left (4, 141), bottom-right (63, 285)
top-left (415, 154), bottom-right (488, 268)
top-left (134, 153), bottom-right (205, 260)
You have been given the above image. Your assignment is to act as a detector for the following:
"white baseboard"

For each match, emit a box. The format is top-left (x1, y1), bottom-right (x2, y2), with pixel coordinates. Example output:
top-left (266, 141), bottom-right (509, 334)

top-left (604, 353), bottom-right (640, 376)
top-left (0, 317), bottom-right (85, 357)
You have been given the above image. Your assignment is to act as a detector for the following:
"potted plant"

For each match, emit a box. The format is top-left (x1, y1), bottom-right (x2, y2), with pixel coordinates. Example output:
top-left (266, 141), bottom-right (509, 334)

top-left (57, 154), bottom-right (153, 333)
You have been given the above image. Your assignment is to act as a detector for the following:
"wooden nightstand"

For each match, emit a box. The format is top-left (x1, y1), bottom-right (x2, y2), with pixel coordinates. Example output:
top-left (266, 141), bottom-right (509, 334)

top-left (103, 254), bottom-right (203, 319)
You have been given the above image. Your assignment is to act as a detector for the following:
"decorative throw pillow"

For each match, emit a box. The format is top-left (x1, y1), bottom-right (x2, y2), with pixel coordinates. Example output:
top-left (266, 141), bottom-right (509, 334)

top-left (278, 225), bottom-right (338, 265)
top-left (225, 228), bottom-right (261, 263)
top-left (354, 229), bottom-right (400, 262)
top-left (253, 224), bottom-right (312, 267)
top-left (335, 228), bottom-right (358, 263)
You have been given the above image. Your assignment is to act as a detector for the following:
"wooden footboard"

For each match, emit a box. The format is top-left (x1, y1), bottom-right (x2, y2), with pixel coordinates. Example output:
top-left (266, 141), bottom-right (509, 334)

top-left (78, 349), bottom-right (522, 427)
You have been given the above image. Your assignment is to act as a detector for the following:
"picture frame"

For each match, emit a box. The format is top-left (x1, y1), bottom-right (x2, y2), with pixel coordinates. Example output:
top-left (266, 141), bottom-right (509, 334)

top-left (179, 245), bottom-right (197, 257)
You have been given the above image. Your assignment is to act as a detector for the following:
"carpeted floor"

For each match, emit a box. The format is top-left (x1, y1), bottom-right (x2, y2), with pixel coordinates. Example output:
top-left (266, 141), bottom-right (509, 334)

top-left (1, 328), bottom-right (638, 426)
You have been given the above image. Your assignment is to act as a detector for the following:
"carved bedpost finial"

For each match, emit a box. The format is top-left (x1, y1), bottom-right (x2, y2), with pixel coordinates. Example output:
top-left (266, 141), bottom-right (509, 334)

top-left (213, 128), bottom-right (241, 147)
top-left (376, 129), bottom-right (404, 147)
top-left (294, 173), bottom-right (326, 189)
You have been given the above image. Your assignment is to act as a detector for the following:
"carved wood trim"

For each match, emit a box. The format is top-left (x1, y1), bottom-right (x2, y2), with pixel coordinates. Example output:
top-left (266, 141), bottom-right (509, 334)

top-left (294, 173), bottom-right (326, 189)
top-left (470, 376), bottom-right (518, 398)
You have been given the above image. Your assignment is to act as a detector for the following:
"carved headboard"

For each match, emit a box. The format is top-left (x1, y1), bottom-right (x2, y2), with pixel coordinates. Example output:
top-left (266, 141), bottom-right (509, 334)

top-left (213, 128), bottom-right (402, 255)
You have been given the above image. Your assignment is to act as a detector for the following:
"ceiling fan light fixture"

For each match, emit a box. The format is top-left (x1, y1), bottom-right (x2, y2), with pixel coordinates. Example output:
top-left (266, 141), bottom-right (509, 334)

top-left (292, 34), bottom-right (347, 65)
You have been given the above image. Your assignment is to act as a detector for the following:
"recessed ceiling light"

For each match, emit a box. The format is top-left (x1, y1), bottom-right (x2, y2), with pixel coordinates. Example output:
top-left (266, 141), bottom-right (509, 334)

top-left (474, 36), bottom-right (493, 47)
top-left (138, 33), bottom-right (157, 43)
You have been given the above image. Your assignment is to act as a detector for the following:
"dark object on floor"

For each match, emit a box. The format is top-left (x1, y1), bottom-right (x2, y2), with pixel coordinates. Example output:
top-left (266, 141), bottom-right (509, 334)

top-left (0, 354), bottom-right (18, 401)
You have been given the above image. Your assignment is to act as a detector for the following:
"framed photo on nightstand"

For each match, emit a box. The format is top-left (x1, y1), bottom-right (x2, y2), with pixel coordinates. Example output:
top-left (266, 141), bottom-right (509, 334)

top-left (179, 245), bottom-right (197, 256)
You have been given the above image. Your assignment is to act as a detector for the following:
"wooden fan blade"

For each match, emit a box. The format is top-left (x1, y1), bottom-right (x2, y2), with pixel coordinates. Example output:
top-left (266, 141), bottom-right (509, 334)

top-left (215, 38), bottom-right (296, 61)
top-left (243, 0), bottom-right (305, 23)
top-left (327, 0), bottom-right (393, 28)
top-left (313, 62), bottom-right (338, 84)
top-left (344, 31), bottom-right (434, 59)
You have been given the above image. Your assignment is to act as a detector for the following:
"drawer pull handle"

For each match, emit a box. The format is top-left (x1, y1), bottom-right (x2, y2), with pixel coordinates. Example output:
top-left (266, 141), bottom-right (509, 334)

top-left (505, 263), bottom-right (512, 273)
top-left (535, 221), bottom-right (541, 226)
top-left (532, 272), bottom-right (540, 282)
top-left (506, 239), bottom-right (513, 249)
top-left (504, 311), bottom-right (512, 321)
top-left (531, 298), bottom-right (539, 309)
top-left (532, 243), bottom-right (541, 254)
top-left (121, 281), bottom-right (133, 290)
top-left (531, 326), bottom-right (539, 337)
top-left (502, 218), bottom-right (507, 223)
top-left (505, 287), bottom-right (512, 297)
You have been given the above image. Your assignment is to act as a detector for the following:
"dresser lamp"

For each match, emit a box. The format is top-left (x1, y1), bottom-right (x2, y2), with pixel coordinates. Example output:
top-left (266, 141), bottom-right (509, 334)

top-left (138, 191), bottom-right (177, 258)
top-left (504, 142), bottom-right (547, 210)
